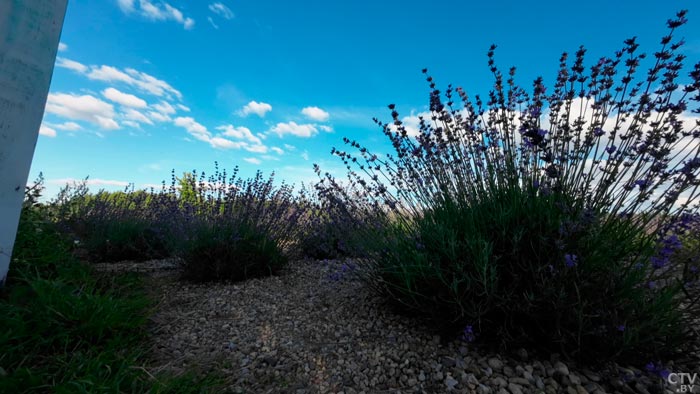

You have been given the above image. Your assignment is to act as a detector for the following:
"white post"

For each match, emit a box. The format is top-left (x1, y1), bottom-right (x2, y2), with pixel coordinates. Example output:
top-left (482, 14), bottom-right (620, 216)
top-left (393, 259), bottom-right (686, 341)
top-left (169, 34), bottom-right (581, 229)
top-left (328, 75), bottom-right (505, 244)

top-left (0, 1), bottom-right (68, 287)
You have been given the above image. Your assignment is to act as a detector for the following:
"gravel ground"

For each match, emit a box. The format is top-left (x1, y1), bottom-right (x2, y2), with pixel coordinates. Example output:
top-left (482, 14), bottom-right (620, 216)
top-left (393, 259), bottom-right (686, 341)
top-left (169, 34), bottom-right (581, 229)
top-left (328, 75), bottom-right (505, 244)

top-left (107, 259), bottom-right (698, 394)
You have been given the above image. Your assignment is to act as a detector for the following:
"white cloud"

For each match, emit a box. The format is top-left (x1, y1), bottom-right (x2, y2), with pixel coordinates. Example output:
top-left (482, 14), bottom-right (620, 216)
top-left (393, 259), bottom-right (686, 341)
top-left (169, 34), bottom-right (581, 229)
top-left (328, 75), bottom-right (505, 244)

top-left (283, 143), bottom-right (296, 151)
top-left (301, 106), bottom-right (330, 122)
top-left (152, 101), bottom-right (177, 115)
top-left (209, 137), bottom-right (241, 149)
top-left (85, 64), bottom-right (182, 100)
top-left (56, 57), bottom-right (88, 73)
top-left (271, 146), bottom-right (284, 155)
top-left (239, 101), bottom-right (272, 117)
top-left (122, 120), bottom-right (141, 128)
top-left (216, 124), bottom-right (262, 145)
top-left (148, 111), bottom-right (171, 122)
top-left (301, 151), bottom-right (309, 161)
top-left (47, 121), bottom-right (82, 131)
top-left (270, 121), bottom-right (318, 138)
top-left (244, 157), bottom-right (262, 165)
top-left (39, 125), bottom-right (57, 137)
top-left (207, 16), bottom-right (219, 29)
top-left (215, 125), bottom-right (267, 153)
top-left (57, 122), bottom-right (81, 131)
top-left (45, 93), bottom-right (119, 130)
top-left (174, 116), bottom-right (209, 139)
top-left (58, 42), bottom-right (68, 52)
top-left (124, 68), bottom-right (183, 99)
top-left (318, 125), bottom-right (333, 132)
top-left (209, 3), bottom-right (234, 19)
top-left (102, 87), bottom-right (148, 108)
top-left (117, 0), bottom-right (135, 12)
top-left (122, 108), bottom-right (154, 125)
top-left (119, 0), bottom-right (194, 30)
top-left (173, 117), bottom-right (241, 151)
top-left (245, 144), bottom-right (268, 153)
top-left (176, 104), bottom-right (190, 112)
top-left (386, 111), bottom-right (426, 138)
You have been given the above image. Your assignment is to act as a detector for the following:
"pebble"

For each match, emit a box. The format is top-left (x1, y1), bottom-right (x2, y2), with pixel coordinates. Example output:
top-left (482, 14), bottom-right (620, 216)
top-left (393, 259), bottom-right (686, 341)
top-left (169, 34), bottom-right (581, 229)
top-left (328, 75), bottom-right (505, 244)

top-left (488, 357), bottom-right (504, 370)
top-left (554, 361), bottom-right (570, 376)
top-left (136, 259), bottom-right (697, 394)
top-left (445, 375), bottom-right (459, 390)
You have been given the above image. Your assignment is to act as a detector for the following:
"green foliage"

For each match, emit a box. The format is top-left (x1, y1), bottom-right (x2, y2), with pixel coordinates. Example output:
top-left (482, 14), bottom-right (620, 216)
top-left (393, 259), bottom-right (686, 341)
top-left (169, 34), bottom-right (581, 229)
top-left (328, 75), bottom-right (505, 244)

top-left (0, 182), bottom-right (225, 393)
top-left (179, 218), bottom-right (287, 283)
top-left (53, 182), bottom-right (170, 263)
top-left (318, 11), bottom-right (700, 366)
top-left (361, 185), bottom-right (690, 363)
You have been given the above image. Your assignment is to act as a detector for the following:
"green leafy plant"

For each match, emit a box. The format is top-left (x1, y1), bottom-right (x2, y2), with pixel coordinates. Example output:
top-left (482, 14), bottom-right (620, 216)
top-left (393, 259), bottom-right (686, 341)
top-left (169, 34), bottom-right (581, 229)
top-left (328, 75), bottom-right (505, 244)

top-left (317, 11), bottom-right (700, 366)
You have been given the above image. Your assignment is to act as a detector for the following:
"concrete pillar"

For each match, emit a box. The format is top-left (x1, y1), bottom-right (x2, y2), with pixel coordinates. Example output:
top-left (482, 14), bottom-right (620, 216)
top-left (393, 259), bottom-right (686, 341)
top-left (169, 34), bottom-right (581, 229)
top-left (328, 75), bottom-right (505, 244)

top-left (0, 1), bottom-right (68, 286)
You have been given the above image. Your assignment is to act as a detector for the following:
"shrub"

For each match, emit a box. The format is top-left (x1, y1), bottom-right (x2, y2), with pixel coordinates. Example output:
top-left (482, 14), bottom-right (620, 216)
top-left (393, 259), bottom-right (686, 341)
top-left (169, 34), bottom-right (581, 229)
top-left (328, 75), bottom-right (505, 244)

top-left (317, 10), bottom-right (700, 365)
top-left (166, 165), bottom-right (309, 282)
top-left (52, 182), bottom-right (169, 263)
top-left (297, 181), bottom-right (363, 259)
top-left (179, 218), bottom-right (287, 282)
top-left (1, 177), bottom-right (226, 393)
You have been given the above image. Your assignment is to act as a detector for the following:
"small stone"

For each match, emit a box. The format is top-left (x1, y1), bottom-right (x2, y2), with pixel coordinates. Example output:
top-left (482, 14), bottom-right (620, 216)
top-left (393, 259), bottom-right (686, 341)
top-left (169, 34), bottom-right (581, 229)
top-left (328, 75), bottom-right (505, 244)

top-left (610, 378), bottom-right (624, 389)
top-left (634, 383), bottom-right (651, 394)
top-left (503, 366), bottom-right (515, 377)
top-left (483, 367), bottom-right (494, 377)
top-left (575, 385), bottom-right (589, 394)
top-left (566, 387), bottom-right (577, 394)
top-left (508, 383), bottom-right (524, 394)
top-left (553, 361), bottom-right (570, 376)
top-left (477, 384), bottom-right (492, 394)
top-left (442, 356), bottom-right (457, 368)
top-left (582, 370), bottom-right (601, 382)
top-left (535, 377), bottom-right (545, 390)
top-left (569, 373), bottom-right (581, 385)
top-left (419, 371), bottom-right (426, 381)
top-left (407, 378), bottom-right (417, 386)
top-left (523, 371), bottom-right (534, 382)
top-left (445, 375), bottom-right (459, 390)
top-left (509, 377), bottom-right (530, 386)
top-left (488, 357), bottom-right (504, 370)
top-left (491, 376), bottom-right (508, 387)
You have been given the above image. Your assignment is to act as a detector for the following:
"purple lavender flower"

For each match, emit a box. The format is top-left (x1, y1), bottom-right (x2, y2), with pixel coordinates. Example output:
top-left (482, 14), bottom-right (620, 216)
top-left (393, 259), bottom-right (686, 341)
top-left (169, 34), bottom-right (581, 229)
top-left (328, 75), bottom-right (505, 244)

top-left (634, 179), bottom-right (649, 189)
top-left (461, 325), bottom-right (476, 342)
top-left (645, 362), bottom-right (671, 379)
top-left (594, 127), bottom-right (605, 136)
top-left (616, 324), bottom-right (626, 332)
top-left (606, 145), bottom-right (617, 154)
top-left (564, 254), bottom-right (578, 267)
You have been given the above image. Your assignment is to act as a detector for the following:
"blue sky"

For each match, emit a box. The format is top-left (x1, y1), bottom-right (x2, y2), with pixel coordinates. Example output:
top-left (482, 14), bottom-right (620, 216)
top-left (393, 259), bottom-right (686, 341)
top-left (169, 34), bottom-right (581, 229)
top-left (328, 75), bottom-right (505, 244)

top-left (31, 0), bottom-right (700, 198)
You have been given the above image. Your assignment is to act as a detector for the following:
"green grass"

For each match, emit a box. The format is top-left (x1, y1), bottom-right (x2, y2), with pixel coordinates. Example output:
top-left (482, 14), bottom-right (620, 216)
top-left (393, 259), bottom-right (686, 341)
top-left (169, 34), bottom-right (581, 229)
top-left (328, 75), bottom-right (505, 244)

top-left (0, 205), bottom-right (227, 393)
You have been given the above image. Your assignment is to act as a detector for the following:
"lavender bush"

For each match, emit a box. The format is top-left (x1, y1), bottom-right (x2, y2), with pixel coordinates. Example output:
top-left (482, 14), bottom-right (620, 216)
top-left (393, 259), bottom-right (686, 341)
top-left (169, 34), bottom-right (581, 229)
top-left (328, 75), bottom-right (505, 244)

top-left (52, 181), bottom-right (169, 263)
top-left (166, 165), bottom-right (309, 282)
top-left (317, 11), bottom-right (700, 365)
top-left (51, 163), bottom-right (310, 283)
